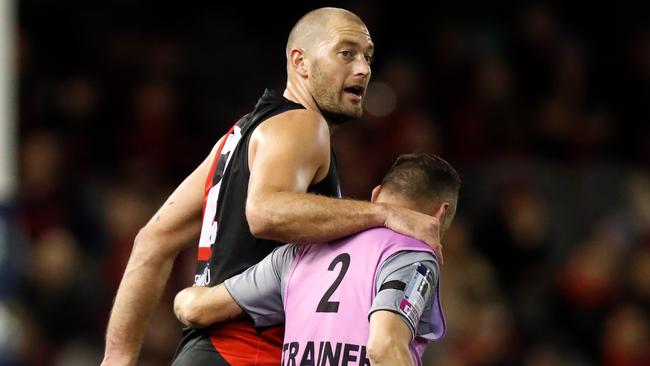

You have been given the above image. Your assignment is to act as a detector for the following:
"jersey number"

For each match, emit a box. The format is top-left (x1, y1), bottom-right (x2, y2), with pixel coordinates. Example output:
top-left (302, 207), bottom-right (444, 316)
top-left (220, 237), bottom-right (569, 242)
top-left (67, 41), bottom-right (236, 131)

top-left (316, 253), bottom-right (350, 313)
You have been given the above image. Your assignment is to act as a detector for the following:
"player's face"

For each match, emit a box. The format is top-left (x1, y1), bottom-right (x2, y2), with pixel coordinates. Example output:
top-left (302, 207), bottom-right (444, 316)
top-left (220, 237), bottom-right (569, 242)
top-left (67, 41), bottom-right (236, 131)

top-left (308, 20), bottom-right (373, 124)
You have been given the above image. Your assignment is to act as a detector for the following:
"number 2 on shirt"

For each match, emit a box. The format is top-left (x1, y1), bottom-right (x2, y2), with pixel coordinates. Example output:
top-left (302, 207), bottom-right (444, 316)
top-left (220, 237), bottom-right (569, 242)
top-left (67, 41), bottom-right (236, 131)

top-left (316, 253), bottom-right (351, 313)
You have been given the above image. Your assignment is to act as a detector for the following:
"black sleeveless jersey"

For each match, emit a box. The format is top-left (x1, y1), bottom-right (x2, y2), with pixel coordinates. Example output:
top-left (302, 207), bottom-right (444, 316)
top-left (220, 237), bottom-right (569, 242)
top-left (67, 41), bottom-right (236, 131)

top-left (194, 89), bottom-right (341, 286)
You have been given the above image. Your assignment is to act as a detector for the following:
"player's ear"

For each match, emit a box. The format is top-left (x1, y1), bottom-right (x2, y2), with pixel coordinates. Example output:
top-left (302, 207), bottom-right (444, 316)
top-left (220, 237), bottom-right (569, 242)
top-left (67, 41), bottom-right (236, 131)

top-left (289, 48), bottom-right (308, 77)
top-left (370, 185), bottom-right (382, 203)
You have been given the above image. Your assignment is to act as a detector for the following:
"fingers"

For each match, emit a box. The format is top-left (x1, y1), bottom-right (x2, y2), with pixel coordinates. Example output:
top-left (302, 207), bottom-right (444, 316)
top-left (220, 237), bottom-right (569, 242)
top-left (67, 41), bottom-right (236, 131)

top-left (388, 205), bottom-right (445, 265)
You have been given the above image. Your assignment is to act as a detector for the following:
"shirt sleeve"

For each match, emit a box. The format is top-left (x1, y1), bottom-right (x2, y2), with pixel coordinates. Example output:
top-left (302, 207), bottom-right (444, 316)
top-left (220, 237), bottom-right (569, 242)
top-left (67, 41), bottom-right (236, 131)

top-left (369, 251), bottom-right (439, 340)
top-left (224, 244), bottom-right (297, 327)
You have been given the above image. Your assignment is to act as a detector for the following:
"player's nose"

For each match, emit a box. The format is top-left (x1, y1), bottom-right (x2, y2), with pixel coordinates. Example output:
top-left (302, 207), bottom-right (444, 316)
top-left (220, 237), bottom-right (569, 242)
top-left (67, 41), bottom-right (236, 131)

top-left (352, 55), bottom-right (371, 78)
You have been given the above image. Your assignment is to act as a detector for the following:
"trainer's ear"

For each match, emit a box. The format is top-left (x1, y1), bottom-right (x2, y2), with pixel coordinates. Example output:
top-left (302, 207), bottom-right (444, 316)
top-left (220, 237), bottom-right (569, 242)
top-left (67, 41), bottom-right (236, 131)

top-left (434, 202), bottom-right (449, 222)
top-left (371, 185), bottom-right (382, 203)
top-left (289, 48), bottom-right (308, 77)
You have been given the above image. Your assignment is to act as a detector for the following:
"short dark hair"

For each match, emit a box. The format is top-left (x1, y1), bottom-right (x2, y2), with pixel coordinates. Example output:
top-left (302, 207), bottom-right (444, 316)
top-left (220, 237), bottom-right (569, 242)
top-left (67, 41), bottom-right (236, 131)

top-left (381, 153), bottom-right (461, 204)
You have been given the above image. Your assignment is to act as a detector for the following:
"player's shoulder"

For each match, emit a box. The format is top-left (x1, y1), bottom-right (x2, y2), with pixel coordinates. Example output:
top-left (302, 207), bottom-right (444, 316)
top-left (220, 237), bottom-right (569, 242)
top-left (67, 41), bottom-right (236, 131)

top-left (258, 108), bottom-right (328, 136)
top-left (282, 108), bottom-right (327, 125)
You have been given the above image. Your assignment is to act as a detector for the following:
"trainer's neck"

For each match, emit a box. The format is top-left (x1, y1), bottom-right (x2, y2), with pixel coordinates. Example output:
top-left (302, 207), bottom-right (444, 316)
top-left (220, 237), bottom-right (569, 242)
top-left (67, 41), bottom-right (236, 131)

top-left (376, 194), bottom-right (429, 216)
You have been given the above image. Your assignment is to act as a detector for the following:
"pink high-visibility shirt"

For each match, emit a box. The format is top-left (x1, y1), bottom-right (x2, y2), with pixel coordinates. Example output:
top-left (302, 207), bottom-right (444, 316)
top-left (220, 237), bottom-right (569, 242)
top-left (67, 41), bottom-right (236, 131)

top-left (281, 228), bottom-right (444, 366)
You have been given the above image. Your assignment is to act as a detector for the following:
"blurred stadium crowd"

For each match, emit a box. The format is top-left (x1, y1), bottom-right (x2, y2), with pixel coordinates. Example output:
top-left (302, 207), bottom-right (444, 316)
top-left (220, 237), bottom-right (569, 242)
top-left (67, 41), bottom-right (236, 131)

top-left (2, 1), bottom-right (650, 365)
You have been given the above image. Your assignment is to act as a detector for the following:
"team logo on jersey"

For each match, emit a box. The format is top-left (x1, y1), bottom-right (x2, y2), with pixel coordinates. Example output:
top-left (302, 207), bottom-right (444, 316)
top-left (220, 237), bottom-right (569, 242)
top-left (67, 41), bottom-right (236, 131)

top-left (194, 264), bottom-right (211, 286)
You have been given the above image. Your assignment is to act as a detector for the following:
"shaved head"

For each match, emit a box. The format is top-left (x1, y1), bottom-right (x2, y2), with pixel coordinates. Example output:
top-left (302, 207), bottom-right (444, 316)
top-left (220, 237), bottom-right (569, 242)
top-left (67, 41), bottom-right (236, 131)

top-left (283, 7), bottom-right (373, 124)
top-left (286, 7), bottom-right (367, 56)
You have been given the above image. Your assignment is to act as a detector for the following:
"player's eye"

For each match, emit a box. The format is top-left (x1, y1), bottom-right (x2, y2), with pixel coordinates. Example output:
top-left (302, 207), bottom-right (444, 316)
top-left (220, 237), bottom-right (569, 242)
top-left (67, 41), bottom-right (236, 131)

top-left (365, 54), bottom-right (374, 65)
top-left (339, 50), bottom-right (353, 58)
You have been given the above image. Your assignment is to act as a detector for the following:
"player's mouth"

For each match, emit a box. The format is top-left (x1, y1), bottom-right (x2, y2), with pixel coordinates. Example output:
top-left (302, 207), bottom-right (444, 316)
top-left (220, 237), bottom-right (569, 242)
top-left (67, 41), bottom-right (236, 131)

top-left (343, 85), bottom-right (365, 102)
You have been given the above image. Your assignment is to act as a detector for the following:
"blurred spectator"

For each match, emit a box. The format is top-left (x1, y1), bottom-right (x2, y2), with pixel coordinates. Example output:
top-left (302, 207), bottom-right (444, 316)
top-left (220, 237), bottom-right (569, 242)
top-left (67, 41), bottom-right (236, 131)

top-left (18, 227), bottom-right (104, 365)
top-left (601, 304), bottom-right (650, 366)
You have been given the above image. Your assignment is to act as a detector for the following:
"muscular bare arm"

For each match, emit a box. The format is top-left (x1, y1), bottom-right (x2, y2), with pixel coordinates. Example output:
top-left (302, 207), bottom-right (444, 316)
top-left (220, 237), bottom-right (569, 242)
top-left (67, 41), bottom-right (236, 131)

top-left (246, 109), bottom-right (444, 258)
top-left (174, 285), bottom-right (243, 328)
top-left (101, 138), bottom-right (223, 366)
top-left (367, 311), bottom-right (415, 366)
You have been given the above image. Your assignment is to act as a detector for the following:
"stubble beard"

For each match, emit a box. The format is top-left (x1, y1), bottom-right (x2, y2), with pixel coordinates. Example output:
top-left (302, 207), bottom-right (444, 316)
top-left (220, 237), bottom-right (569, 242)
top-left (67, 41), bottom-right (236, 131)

top-left (309, 64), bottom-right (363, 126)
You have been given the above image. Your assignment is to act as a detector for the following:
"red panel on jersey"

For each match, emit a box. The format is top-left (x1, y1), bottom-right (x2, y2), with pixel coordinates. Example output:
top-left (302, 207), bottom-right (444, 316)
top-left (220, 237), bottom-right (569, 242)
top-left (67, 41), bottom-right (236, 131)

top-left (197, 247), bottom-right (212, 261)
top-left (208, 320), bottom-right (284, 365)
top-left (203, 123), bottom-right (237, 215)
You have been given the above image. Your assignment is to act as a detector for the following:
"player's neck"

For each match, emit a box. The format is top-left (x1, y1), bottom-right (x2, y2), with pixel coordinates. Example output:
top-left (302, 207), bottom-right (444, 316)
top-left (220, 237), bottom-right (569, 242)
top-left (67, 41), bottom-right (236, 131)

top-left (283, 83), bottom-right (337, 135)
top-left (283, 82), bottom-right (320, 114)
